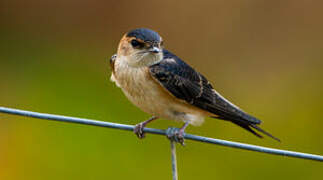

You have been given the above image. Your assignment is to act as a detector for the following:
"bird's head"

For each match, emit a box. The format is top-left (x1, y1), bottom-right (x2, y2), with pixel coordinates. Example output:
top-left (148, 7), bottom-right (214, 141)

top-left (117, 28), bottom-right (164, 67)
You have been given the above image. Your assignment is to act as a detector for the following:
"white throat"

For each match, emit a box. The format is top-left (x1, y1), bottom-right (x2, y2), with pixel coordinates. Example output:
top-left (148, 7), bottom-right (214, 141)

top-left (118, 52), bottom-right (163, 67)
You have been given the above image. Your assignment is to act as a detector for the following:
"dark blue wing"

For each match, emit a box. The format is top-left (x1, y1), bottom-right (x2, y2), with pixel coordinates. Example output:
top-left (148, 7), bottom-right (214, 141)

top-left (149, 49), bottom-right (280, 141)
top-left (150, 49), bottom-right (259, 123)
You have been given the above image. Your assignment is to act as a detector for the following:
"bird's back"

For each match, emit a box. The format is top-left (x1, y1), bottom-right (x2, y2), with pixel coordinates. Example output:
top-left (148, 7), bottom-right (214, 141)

top-left (150, 49), bottom-right (280, 141)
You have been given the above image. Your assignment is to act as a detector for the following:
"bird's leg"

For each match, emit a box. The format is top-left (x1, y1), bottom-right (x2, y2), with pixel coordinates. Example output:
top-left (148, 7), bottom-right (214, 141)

top-left (166, 121), bottom-right (190, 145)
top-left (178, 121), bottom-right (189, 137)
top-left (134, 116), bottom-right (158, 139)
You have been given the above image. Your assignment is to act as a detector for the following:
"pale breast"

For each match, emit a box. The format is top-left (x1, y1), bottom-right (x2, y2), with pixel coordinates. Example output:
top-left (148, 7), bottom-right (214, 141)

top-left (113, 60), bottom-right (167, 115)
top-left (112, 58), bottom-right (209, 125)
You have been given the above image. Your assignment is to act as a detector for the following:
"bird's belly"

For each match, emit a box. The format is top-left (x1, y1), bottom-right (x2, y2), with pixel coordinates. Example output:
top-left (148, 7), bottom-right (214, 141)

top-left (115, 66), bottom-right (171, 115)
top-left (113, 64), bottom-right (207, 125)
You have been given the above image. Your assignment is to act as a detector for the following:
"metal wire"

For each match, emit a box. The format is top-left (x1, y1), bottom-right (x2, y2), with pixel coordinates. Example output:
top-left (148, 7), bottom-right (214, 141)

top-left (1, 106), bottom-right (323, 162)
top-left (170, 141), bottom-right (178, 180)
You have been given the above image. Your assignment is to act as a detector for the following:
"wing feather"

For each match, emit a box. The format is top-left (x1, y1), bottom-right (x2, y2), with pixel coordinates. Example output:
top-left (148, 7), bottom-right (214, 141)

top-left (149, 49), bottom-right (259, 124)
top-left (149, 49), bottom-right (280, 141)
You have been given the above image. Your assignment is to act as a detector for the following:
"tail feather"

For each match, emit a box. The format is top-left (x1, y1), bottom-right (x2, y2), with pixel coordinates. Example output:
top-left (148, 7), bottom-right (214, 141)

top-left (212, 116), bottom-right (280, 142)
top-left (232, 120), bottom-right (263, 138)
top-left (250, 124), bottom-right (281, 142)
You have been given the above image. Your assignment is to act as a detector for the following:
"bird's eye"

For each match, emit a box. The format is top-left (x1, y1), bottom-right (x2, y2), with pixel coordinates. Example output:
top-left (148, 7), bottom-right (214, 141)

top-left (131, 39), bottom-right (142, 48)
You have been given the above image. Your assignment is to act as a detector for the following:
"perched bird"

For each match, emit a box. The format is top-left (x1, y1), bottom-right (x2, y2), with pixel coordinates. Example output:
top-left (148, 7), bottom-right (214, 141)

top-left (110, 28), bottom-right (279, 143)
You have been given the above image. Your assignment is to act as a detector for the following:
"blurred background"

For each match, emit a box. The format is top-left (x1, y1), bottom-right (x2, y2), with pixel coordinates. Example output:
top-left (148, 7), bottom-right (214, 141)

top-left (0, 0), bottom-right (322, 179)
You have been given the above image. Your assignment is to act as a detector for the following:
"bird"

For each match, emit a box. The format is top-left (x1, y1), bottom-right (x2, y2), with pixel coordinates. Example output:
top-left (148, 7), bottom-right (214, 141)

top-left (109, 28), bottom-right (280, 144)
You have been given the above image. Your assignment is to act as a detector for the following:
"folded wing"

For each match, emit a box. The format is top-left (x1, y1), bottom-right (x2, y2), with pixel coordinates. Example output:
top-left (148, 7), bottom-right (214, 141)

top-left (149, 49), bottom-right (279, 141)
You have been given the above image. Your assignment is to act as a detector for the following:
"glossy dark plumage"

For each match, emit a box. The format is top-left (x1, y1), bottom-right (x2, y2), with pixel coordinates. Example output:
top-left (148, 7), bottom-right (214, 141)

top-left (126, 28), bottom-right (161, 43)
top-left (149, 49), bottom-right (280, 141)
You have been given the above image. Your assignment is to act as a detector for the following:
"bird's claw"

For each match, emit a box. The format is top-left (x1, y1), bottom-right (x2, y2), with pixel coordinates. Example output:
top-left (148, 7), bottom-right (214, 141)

top-left (166, 127), bottom-right (185, 146)
top-left (134, 123), bottom-right (145, 139)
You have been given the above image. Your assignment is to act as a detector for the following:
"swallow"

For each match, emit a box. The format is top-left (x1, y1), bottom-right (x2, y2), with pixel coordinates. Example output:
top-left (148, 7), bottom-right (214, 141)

top-left (110, 28), bottom-right (280, 144)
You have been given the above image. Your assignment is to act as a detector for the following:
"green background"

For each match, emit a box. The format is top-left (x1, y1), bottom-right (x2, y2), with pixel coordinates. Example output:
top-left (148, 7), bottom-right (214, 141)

top-left (1, 1), bottom-right (322, 179)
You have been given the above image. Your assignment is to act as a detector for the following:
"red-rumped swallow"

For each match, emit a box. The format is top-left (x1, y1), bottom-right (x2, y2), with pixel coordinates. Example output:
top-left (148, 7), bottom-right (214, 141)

top-left (110, 28), bottom-right (279, 143)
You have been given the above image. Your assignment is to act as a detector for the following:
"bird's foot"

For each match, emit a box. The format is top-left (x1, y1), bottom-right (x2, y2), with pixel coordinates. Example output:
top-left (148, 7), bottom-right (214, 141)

top-left (166, 127), bottom-right (185, 146)
top-left (133, 116), bottom-right (158, 139)
top-left (134, 122), bottom-right (146, 139)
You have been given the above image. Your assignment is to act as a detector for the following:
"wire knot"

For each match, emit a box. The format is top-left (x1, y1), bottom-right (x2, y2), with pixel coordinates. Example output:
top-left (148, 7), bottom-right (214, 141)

top-left (166, 127), bottom-right (186, 146)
